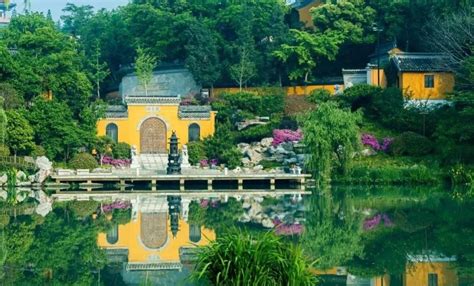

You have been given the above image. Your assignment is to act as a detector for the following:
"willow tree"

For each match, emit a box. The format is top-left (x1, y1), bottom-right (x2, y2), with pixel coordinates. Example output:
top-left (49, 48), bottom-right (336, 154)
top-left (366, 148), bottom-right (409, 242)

top-left (299, 102), bottom-right (361, 183)
top-left (135, 47), bottom-right (157, 97)
top-left (0, 97), bottom-right (6, 146)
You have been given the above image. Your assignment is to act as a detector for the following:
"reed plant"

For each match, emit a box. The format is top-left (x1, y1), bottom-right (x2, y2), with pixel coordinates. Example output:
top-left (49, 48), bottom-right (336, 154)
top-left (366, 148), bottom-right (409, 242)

top-left (192, 230), bottom-right (316, 286)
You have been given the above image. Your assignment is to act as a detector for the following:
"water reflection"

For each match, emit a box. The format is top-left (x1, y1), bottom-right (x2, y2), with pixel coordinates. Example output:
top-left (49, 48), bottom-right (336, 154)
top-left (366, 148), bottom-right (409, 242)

top-left (1, 187), bottom-right (473, 285)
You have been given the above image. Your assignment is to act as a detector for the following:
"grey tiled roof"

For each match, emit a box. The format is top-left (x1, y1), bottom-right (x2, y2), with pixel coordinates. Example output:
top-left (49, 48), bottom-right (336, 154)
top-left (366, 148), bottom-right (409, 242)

top-left (392, 53), bottom-right (452, 72)
top-left (178, 105), bottom-right (211, 119)
top-left (105, 105), bottom-right (128, 118)
top-left (126, 96), bottom-right (181, 104)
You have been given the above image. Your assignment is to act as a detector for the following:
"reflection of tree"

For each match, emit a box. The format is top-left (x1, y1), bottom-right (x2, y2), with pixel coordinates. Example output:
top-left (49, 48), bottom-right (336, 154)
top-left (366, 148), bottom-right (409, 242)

top-left (189, 198), bottom-right (244, 235)
top-left (0, 230), bottom-right (7, 280)
top-left (302, 189), bottom-right (364, 269)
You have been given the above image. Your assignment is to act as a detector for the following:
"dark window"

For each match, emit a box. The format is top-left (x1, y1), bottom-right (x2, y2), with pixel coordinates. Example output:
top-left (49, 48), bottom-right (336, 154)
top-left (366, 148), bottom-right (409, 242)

top-left (428, 273), bottom-right (438, 286)
top-left (425, 74), bottom-right (434, 88)
top-left (106, 223), bottom-right (119, 244)
top-left (188, 123), bottom-right (200, 142)
top-left (189, 224), bottom-right (201, 243)
top-left (106, 123), bottom-right (118, 143)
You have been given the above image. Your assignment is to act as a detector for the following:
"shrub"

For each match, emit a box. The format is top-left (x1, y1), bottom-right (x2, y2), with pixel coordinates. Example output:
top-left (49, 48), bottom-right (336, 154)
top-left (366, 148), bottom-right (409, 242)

top-left (390, 131), bottom-right (433, 156)
top-left (68, 200), bottom-right (100, 218)
top-left (31, 145), bottom-right (46, 157)
top-left (361, 134), bottom-right (393, 152)
top-left (308, 89), bottom-right (331, 103)
top-left (0, 213), bottom-right (10, 228)
top-left (188, 141), bottom-right (207, 165)
top-left (112, 208), bottom-right (131, 225)
top-left (366, 87), bottom-right (404, 124)
top-left (220, 147), bottom-right (242, 169)
top-left (342, 84), bottom-right (382, 111)
top-left (272, 129), bottom-right (303, 146)
top-left (192, 231), bottom-right (316, 286)
top-left (237, 124), bottom-right (274, 143)
top-left (279, 116), bottom-right (299, 130)
top-left (219, 90), bottom-right (285, 117)
top-left (69, 152), bottom-right (99, 170)
top-left (0, 144), bottom-right (10, 156)
top-left (113, 142), bottom-right (131, 159)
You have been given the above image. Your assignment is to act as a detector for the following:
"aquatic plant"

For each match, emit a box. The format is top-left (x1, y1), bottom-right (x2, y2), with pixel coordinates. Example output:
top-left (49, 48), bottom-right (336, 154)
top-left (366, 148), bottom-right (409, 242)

top-left (192, 230), bottom-right (316, 286)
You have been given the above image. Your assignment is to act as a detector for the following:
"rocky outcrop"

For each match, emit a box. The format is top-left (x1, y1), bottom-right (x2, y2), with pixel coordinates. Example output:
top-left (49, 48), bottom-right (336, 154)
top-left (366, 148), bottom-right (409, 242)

top-left (34, 156), bottom-right (53, 184)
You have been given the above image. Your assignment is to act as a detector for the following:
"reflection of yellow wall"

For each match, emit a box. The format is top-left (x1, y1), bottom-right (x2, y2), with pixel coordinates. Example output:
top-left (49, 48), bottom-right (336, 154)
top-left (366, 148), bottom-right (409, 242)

top-left (213, 84), bottom-right (343, 97)
top-left (373, 262), bottom-right (459, 286)
top-left (97, 212), bottom-right (215, 263)
top-left (400, 72), bottom-right (454, 100)
top-left (97, 104), bottom-right (216, 154)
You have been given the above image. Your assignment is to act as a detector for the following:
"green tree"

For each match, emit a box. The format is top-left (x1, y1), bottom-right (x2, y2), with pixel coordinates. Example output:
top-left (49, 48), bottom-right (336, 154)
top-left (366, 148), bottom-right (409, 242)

top-left (311, 0), bottom-right (376, 44)
top-left (0, 83), bottom-right (24, 110)
top-left (5, 110), bottom-right (34, 157)
top-left (299, 102), bottom-right (361, 183)
top-left (91, 42), bottom-right (110, 99)
top-left (135, 47), bottom-right (157, 96)
top-left (0, 98), bottom-right (6, 146)
top-left (230, 45), bottom-right (257, 91)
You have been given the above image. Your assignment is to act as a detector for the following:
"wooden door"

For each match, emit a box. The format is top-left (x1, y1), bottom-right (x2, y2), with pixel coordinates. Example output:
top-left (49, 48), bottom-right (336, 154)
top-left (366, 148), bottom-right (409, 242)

top-left (140, 118), bottom-right (167, 153)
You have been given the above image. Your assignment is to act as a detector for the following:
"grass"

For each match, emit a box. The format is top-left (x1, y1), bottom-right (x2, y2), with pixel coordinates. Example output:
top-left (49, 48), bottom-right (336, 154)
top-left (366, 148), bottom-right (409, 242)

top-left (191, 230), bottom-right (316, 286)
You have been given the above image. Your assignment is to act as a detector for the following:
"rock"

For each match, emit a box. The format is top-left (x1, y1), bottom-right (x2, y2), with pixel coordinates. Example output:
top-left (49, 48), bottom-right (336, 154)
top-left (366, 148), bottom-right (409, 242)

top-left (262, 218), bottom-right (275, 228)
top-left (253, 165), bottom-right (264, 172)
top-left (233, 167), bottom-right (242, 173)
top-left (280, 142), bottom-right (294, 152)
top-left (361, 148), bottom-right (377, 156)
top-left (239, 213), bottom-right (251, 223)
top-left (296, 154), bottom-right (306, 163)
top-left (28, 175), bottom-right (36, 183)
top-left (248, 202), bottom-right (263, 218)
top-left (0, 191), bottom-right (6, 200)
top-left (242, 201), bottom-right (251, 209)
top-left (245, 149), bottom-right (263, 163)
top-left (16, 171), bottom-right (27, 182)
top-left (35, 156), bottom-right (53, 170)
top-left (284, 157), bottom-right (298, 165)
top-left (237, 143), bottom-right (250, 153)
top-left (274, 146), bottom-right (289, 155)
top-left (34, 169), bottom-right (51, 184)
top-left (0, 174), bottom-right (7, 185)
top-left (260, 137), bottom-right (273, 148)
top-left (241, 157), bottom-right (251, 166)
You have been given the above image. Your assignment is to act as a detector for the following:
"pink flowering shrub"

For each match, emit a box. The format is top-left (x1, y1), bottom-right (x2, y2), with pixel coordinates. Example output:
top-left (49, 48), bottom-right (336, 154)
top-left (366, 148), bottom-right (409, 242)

top-left (200, 159), bottom-right (209, 167)
top-left (272, 218), bottom-right (304, 236)
top-left (361, 134), bottom-right (393, 152)
top-left (272, 129), bottom-right (303, 146)
top-left (102, 201), bottom-right (131, 213)
top-left (363, 213), bottom-right (393, 231)
top-left (102, 156), bottom-right (131, 168)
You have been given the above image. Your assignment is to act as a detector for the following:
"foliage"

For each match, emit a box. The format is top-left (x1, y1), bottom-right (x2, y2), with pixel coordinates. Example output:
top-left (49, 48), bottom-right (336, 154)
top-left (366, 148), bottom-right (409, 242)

top-left (135, 47), bottom-right (157, 96)
top-left (311, 0), bottom-right (376, 44)
top-left (30, 145), bottom-right (46, 157)
top-left (217, 91), bottom-right (285, 119)
top-left (188, 201), bottom-right (206, 226)
top-left (448, 164), bottom-right (473, 187)
top-left (112, 208), bottom-right (131, 225)
top-left (341, 84), bottom-right (382, 111)
top-left (0, 144), bottom-right (10, 156)
top-left (0, 98), bottom-right (6, 146)
top-left (390, 131), bottom-right (433, 156)
top-left (113, 142), bottom-right (131, 159)
top-left (193, 230), bottom-right (316, 286)
top-left (237, 123), bottom-right (274, 143)
top-left (187, 141), bottom-right (207, 166)
top-left (69, 152), bottom-right (99, 170)
top-left (0, 214), bottom-right (10, 229)
top-left (203, 122), bottom-right (242, 168)
top-left (299, 102), bottom-right (361, 182)
top-left (366, 87), bottom-right (404, 126)
top-left (5, 110), bottom-right (34, 156)
top-left (67, 200), bottom-right (100, 218)
top-left (361, 133), bottom-right (393, 152)
top-left (308, 88), bottom-right (332, 103)
top-left (230, 45), bottom-right (257, 91)
top-left (0, 83), bottom-right (24, 110)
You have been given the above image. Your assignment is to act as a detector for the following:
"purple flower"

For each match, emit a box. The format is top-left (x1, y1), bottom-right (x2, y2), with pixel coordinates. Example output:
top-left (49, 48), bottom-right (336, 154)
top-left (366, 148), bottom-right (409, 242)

top-left (272, 129), bottom-right (303, 146)
top-left (102, 200), bottom-right (131, 213)
top-left (361, 134), bottom-right (393, 153)
top-left (200, 159), bottom-right (209, 167)
top-left (210, 159), bottom-right (219, 166)
top-left (363, 213), bottom-right (394, 231)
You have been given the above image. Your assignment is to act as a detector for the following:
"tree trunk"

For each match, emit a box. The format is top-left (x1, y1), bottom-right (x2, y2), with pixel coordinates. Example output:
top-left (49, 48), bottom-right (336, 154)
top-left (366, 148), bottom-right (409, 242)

top-left (304, 71), bottom-right (309, 96)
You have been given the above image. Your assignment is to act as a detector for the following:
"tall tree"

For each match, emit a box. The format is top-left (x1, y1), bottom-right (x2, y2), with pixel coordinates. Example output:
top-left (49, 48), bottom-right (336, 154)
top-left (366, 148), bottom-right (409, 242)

top-left (91, 42), bottom-right (110, 99)
top-left (5, 110), bottom-right (34, 157)
top-left (230, 45), bottom-right (256, 91)
top-left (135, 47), bottom-right (156, 96)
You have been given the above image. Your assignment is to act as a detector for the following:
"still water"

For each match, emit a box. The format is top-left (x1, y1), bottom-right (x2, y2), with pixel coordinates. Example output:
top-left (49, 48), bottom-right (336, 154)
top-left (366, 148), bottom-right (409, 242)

top-left (1, 186), bottom-right (473, 285)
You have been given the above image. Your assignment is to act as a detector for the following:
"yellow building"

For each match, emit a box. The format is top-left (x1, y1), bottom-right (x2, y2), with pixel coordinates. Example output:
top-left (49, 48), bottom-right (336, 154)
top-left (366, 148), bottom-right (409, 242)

top-left (389, 53), bottom-right (455, 100)
top-left (97, 68), bottom-right (216, 154)
top-left (98, 196), bottom-right (215, 270)
top-left (291, 0), bottom-right (323, 28)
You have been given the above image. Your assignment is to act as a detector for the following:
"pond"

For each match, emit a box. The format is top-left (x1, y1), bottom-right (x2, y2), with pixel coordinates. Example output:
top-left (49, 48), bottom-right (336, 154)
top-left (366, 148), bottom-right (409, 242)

top-left (1, 186), bottom-right (473, 285)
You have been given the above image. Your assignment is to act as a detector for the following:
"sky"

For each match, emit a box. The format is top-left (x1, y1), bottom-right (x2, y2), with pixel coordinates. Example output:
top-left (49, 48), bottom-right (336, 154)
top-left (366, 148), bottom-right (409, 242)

top-left (14, 0), bottom-right (130, 20)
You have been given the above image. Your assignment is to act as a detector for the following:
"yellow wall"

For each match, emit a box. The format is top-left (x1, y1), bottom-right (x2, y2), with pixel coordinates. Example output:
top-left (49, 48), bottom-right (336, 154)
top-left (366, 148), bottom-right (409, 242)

top-left (400, 72), bottom-right (454, 100)
top-left (368, 68), bottom-right (387, 88)
top-left (97, 104), bottom-right (216, 154)
top-left (97, 212), bottom-right (215, 262)
top-left (213, 84), bottom-right (343, 97)
top-left (405, 262), bottom-right (458, 286)
top-left (298, 1), bottom-right (323, 28)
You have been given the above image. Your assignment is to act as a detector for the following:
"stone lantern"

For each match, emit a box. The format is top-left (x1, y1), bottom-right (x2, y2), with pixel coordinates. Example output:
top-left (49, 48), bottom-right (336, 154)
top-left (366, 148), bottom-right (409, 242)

top-left (166, 131), bottom-right (181, 174)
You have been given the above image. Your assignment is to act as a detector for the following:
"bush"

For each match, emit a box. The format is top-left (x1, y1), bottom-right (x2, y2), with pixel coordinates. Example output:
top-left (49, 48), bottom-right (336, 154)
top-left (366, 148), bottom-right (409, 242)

top-left (366, 87), bottom-right (404, 125)
top-left (193, 231), bottom-right (316, 285)
top-left (112, 208), bottom-right (131, 225)
top-left (69, 152), bottom-right (99, 170)
top-left (113, 142), bottom-right (131, 159)
top-left (308, 89), bottom-right (332, 103)
top-left (237, 124), bottom-right (274, 143)
top-left (0, 144), bottom-right (10, 156)
top-left (218, 90), bottom-right (285, 118)
top-left (31, 145), bottom-right (46, 157)
top-left (279, 116), bottom-right (299, 130)
top-left (68, 200), bottom-right (100, 218)
top-left (0, 213), bottom-right (10, 228)
top-left (390, 132), bottom-right (433, 156)
top-left (221, 148), bottom-right (242, 169)
top-left (342, 84), bottom-right (382, 111)
top-left (188, 141), bottom-right (207, 165)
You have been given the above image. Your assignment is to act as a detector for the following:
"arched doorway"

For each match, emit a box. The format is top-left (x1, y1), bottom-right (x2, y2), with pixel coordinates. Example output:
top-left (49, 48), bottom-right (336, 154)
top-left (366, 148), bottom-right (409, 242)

top-left (188, 123), bottom-right (200, 142)
top-left (106, 123), bottom-right (118, 143)
top-left (140, 118), bottom-right (167, 153)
